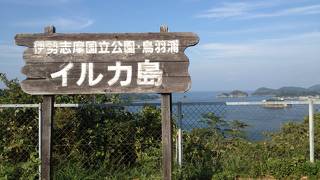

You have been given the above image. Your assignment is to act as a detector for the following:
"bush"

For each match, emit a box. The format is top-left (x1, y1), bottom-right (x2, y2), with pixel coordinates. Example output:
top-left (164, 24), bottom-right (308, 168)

top-left (1, 73), bottom-right (320, 179)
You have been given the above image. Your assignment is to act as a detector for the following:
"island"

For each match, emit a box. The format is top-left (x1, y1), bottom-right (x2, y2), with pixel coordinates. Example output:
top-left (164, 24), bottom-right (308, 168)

top-left (217, 90), bottom-right (248, 98)
top-left (252, 84), bottom-right (320, 97)
top-left (119, 93), bottom-right (160, 102)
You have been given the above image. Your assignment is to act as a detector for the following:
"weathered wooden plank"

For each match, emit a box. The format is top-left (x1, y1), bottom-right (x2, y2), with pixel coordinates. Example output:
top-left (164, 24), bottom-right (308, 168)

top-left (22, 61), bottom-right (189, 79)
top-left (161, 93), bottom-right (172, 180)
top-left (40, 25), bottom-right (55, 180)
top-left (23, 45), bottom-right (192, 55)
top-left (15, 32), bottom-right (199, 48)
top-left (41, 96), bottom-right (54, 180)
top-left (160, 25), bottom-right (172, 180)
top-left (23, 48), bottom-right (190, 63)
top-left (21, 76), bottom-right (191, 94)
top-left (15, 27), bottom-right (198, 95)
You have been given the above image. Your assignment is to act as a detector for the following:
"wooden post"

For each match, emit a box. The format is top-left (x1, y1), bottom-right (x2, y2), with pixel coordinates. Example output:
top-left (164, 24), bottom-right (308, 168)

top-left (41, 25), bottom-right (55, 180)
top-left (161, 93), bottom-right (172, 180)
top-left (160, 25), bottom-right (172, 180)
top-left (41, 96), bottom-right (54, 180)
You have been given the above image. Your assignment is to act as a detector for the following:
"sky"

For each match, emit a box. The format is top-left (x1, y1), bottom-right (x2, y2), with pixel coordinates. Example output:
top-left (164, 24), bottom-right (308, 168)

top-left (0, 0), bottom-right (319, 91)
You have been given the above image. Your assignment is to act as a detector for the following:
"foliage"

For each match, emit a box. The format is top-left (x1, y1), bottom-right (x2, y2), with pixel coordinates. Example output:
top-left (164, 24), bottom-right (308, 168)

top-left (1, 73), bottom-right (320, 179)
top-left (0, 73), bottom-right (162, 178)
top-left (0, 152), bottom-right (39, 180)
top-left (181, 112), bottom-right (320, 179)
top-left (0, 74), bottom-right (40, 179)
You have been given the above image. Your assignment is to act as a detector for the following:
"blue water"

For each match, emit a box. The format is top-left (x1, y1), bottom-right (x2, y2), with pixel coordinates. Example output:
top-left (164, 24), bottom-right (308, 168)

top-left (172, 91), bottom-right (268, 102)
top-left (133, 91), bottom-right (317, 141)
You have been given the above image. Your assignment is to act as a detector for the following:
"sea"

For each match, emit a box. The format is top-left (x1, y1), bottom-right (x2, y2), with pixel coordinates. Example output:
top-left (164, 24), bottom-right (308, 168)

top-left (135, 91), bottom-right (318, 141)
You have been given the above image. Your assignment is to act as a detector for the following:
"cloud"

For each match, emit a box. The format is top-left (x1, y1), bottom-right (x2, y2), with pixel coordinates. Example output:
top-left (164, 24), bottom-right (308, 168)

top-left (198, 31), bottom-right (320, 60)
top-left (200, 22), bottom-right (319, 36)
top-left (200, 43), bottom-right (255, 59)
top-left (196, 2), bottom-right (265, 19)
top-left (244, 4), bottom-right (320, 19)
top-left (0, 43), bottom-right (26, 83)
top-left (0, 44), bottom-right (23, 60)
top-left (13, 17), bottom-right (94, 30)
top-left (196, 1), bottom-right (320, 20)
top-left (188, 31), bottom-right (320, 90)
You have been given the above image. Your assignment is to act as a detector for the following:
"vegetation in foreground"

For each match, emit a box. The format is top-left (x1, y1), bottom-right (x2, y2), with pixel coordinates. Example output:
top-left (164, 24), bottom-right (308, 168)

top-left (1, 73), bottom-right (320, 179)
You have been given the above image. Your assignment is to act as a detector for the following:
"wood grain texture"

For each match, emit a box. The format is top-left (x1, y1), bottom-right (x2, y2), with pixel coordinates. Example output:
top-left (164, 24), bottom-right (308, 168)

top-left (21, 76), bottom-right (191, 95)
top-left (161, 93), bottom-right (172, 180)
top-left (22, 61), bottom-right (189, 78)
top-left (15, 32), bottom-right (199, 48)
top-left (160, 25), bottom-right (172, 180)
top-left (15, 29), bottom-right (198, 94)
top-left (40, 95), bottom-right (54, 180)
top-left (23, 49), bottom-right (190, 63)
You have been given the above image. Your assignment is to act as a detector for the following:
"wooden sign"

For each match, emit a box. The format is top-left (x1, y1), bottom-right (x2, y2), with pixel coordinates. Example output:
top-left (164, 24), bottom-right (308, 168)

top-left (15, 31), bottom-right (199, 95)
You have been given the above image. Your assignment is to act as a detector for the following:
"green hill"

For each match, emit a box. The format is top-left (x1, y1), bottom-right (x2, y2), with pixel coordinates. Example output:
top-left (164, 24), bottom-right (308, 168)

top-left (308, 84), bottom-right (320, 93)
top-left (253, 85), bottom-right (320, 97)
top-left (252, 87), bottom-right (277, 96)
top-left (276, 86), bottom-right (316, 97)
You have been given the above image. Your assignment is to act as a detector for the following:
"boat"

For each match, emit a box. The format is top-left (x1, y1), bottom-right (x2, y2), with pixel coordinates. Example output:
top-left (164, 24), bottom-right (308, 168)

top-left (262, 98), bottom-right (292, 109)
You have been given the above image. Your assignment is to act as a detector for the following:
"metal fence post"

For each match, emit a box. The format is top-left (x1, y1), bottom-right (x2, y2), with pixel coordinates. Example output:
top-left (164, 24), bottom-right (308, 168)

top-left (309, 98), bottom-right (315, 163)
top-left (38, 103), bottom-right (42, 177)
top-left (175, 132), bottom-right (178, 164)
top-left (177, 101), bottom-right (183, 167)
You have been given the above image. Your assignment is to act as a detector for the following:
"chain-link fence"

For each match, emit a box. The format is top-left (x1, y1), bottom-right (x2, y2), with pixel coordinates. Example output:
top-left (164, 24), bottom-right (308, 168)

top-left (0, 104), bottom-right (40, 179)
top-left (0, 101), bottom-right (318, 178)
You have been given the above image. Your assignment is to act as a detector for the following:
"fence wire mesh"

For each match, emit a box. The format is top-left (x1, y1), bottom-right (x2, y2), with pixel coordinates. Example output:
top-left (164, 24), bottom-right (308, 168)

top-left (0, 101), bottom-right (317, 178)
top-left (49, 105), bottom-right (154, 178)
top-left (0, 106), bottom-right (39, 178)
top-left (224, 104), bottom-right (309, 140)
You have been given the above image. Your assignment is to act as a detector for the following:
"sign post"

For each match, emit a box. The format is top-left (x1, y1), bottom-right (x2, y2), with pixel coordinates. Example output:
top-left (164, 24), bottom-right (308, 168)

top-left (42, 26), bottom-right (56, 180)
top-left (15, 26), bottom-right (199, 179)
top-left (160, 25), bottom-right (172, 180)
top-left (41, 95), bottom-right (54, 180)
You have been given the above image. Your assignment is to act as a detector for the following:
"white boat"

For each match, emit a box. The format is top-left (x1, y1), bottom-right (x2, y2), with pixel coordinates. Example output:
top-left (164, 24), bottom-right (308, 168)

top-left (262, 98), bottom-right (292, 109)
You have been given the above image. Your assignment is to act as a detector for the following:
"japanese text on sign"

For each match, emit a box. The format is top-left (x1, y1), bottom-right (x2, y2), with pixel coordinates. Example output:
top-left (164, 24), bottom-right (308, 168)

top-left (34, 40), bottom-right (179, 54)
top-left (50, 59), bottom-right (163, 87)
